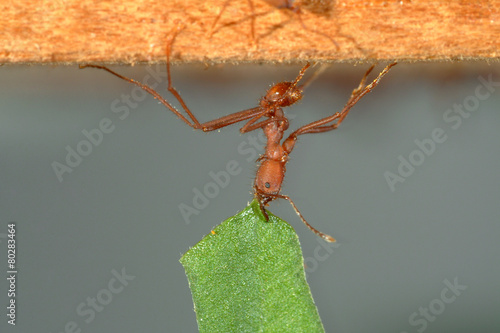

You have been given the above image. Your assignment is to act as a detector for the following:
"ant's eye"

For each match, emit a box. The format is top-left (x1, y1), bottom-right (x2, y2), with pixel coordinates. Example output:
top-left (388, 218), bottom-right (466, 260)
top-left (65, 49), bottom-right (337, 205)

top-left (265, 182), bottom-right (271, 188)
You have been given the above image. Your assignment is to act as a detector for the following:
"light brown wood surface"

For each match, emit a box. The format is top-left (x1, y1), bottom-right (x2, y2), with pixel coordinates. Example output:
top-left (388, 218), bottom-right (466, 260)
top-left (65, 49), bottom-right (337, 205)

top-left (1, 0), bottom-right (499, 64)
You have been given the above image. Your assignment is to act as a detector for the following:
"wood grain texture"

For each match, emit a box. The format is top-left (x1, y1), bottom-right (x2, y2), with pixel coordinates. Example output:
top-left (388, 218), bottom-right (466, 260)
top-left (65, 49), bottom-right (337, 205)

top-left (1, 0), bottom-right (499, 64)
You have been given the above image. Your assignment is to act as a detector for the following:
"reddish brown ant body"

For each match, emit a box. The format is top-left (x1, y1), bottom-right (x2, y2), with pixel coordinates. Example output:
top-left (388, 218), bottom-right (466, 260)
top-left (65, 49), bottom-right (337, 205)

top-left (80, 32), bottom-right (395, 242)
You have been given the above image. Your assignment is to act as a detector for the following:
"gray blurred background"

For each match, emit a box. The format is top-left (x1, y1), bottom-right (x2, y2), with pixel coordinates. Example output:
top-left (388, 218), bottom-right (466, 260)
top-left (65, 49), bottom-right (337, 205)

top-left (1, 62), bottom-right (499, 332)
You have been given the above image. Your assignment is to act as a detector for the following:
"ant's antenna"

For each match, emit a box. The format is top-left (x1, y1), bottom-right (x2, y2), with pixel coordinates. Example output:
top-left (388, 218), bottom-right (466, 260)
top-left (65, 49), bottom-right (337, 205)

top-left (299, 63), bottom-right (329, 91)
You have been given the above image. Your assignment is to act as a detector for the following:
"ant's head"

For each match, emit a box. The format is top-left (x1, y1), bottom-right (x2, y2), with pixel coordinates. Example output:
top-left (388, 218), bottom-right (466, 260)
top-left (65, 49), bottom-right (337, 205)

top-left (254, 159), bottom-right (285, 196)
top-left (261, 81), bottom-right (303, 108)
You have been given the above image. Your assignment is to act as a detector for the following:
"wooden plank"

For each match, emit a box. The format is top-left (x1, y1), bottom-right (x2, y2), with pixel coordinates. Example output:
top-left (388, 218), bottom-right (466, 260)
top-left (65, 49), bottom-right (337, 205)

top-left (1, 0), bottom-right (499, 64)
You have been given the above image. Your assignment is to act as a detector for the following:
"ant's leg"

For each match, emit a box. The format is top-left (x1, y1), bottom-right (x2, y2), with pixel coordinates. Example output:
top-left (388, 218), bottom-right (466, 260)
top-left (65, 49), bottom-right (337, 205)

top-left (164, 26), bottom-right (202, 128)
top-left (240, 114), bottom-right (268, 132)
top-left (292, 5), bottom-right (340, 50)
top-left (208, 0), bottom-right (231, 39)
top-left (283, 63), bottom-right (396, 152)
top-left (80, 25), bottom-right (203, 130)
top-left (257, 1), bottom-right (339, 50)
top-left (276, 194), bottom-right (335, 242)
top-left (201, 107), bottom-right (266, 132)
top-left (208, 0), bottom-right (256, 43)
top-left (79, 64), bottom-right (200, 129)
top-left (240, 114), bottom-right (290, 133)
top-left (164, 26), bottom-right (279, 131)
top-left (80, 62), bottom-right (267, 132)
top-left (81, 26), bottom-right (270, 132)
top-left (292, 64), bottom-right (376, 135)
top-left (248, 0), bottom-right (256, 43)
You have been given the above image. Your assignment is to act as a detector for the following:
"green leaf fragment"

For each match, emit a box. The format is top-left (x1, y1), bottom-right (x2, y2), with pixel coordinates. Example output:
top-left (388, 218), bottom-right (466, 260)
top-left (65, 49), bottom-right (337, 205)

top-left (180, 199), bottom-right (325, 333)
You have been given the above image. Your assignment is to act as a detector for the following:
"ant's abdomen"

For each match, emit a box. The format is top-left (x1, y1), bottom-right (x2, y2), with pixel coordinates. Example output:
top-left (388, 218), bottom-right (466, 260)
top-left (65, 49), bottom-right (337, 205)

top-left (254, 159), bottom-right (285, 195)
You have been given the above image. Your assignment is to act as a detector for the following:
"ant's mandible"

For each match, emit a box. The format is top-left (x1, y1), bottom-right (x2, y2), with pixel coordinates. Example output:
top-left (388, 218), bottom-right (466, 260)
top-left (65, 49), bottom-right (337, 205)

top-left (80, 30), bottom-right (396, 242)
